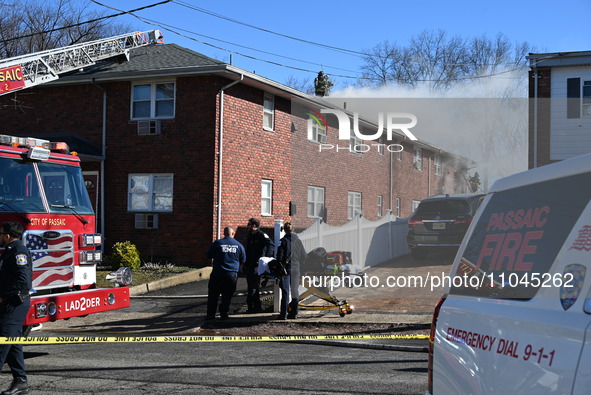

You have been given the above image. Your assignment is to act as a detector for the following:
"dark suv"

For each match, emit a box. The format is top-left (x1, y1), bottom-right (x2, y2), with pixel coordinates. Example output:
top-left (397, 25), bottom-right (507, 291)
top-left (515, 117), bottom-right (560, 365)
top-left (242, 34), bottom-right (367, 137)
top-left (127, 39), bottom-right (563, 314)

top-left (407, 193), bottom-right (484, 259)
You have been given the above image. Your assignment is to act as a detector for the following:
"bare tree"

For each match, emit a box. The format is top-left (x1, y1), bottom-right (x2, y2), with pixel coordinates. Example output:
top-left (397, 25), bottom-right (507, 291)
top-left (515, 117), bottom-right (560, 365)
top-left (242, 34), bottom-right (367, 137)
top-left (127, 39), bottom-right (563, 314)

top-left (0, 0), bottom-right (132, 58)
top-left (360, 30), bottom-right (532, 92)
top-left (283, 75), bottom-right (314, 95)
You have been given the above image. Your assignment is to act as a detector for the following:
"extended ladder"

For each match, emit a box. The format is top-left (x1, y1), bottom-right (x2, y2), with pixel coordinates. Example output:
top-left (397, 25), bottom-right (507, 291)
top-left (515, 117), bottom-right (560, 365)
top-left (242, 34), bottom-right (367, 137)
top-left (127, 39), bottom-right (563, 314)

top-left (0, 30), bottom-right (163, 95)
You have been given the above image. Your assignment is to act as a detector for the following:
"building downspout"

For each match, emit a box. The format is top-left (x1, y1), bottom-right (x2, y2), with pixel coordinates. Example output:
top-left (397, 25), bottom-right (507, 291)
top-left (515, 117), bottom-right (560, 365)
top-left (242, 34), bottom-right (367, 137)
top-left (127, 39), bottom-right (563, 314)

top-left (428, 155), bottom-right (432, 196)
top-left (389, 149), bottom-right (393, 214)
top-left (92, 79), bottom-right (107, 253)
top-left (217, 75), bottom-right (243, 239)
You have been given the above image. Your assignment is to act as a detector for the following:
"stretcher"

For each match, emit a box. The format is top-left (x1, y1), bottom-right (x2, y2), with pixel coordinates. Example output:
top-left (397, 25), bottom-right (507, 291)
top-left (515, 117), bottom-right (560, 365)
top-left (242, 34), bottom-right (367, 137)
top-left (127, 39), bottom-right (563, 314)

top-left (296, 248), bottom-right (354, 317)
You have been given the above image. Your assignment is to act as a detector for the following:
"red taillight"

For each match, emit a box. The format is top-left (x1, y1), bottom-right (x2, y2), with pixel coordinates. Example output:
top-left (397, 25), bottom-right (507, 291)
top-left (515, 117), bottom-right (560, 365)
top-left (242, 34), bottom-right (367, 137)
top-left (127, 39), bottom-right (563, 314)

top-left (408, 219), bottom-right (423, 227)
top-left (428, 297), bottom-right (446, 394)
top-left (453, 218), bottom-right (472, 225)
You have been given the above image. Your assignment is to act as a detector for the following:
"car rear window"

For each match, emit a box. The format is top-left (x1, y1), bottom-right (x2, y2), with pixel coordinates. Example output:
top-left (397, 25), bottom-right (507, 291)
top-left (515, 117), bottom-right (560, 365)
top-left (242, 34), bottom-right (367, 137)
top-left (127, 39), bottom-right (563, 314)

top-left (450, 171), bottom-right (591, 299)
top-left (414, 200), bottom-right (470, 219)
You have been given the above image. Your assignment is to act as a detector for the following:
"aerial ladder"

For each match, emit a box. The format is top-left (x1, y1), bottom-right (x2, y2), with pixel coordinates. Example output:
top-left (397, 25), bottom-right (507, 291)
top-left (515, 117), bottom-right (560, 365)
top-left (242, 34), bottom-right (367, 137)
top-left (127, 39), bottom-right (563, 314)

top-left (0, 30), bottom-right (163, 95)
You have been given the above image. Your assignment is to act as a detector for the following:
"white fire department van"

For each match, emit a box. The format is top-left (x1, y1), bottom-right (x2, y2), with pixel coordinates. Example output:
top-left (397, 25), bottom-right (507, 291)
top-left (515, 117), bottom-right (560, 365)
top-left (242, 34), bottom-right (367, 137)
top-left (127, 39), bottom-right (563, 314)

top-left (428, 152), bottom-right (591, 394)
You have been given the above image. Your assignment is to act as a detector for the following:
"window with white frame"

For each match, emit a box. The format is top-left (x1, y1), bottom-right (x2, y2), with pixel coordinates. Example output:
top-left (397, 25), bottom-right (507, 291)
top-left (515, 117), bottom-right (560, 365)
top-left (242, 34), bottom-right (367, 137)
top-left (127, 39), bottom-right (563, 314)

top-left (307, 186), bottom-right (325, 218)
top-left (414, 147), bottom-right (422, 170)
top-left (377, 195), bottom-right (383, 217)
top-left (128, 174), bottom-right (173, 212)
top-left (261, 179), bottom-right (273, 216)
top-left (395, 197), bottom-right (401, 217)
top-left (308, 119), bottom-right (327, 144)
top-left (434, 154), bottom-right (442, 176)
top-left (350, 129), bottom-right (362, 154)
top-left (412, 200), bottom-right (421, 212)
top-left (131, 82), bottom-right (175, 119)
top-left (263, 94), bottom-right (275, 131)
top-left (347, 191), bottom-right (362, 220)
top-left (377, 136), bottom-right (385, 155)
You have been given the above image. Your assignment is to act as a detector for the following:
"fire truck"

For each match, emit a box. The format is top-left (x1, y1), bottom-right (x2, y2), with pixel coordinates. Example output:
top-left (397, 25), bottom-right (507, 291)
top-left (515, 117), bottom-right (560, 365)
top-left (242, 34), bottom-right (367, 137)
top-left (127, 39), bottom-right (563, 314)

top-left (0, 30), bottom-right (163, 330)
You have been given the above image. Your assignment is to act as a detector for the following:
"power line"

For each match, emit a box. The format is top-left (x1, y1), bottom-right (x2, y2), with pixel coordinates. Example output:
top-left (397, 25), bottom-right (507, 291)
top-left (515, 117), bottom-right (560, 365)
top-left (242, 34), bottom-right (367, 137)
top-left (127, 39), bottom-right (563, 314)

top-left (0, 0), bottom-right (171, 44)
top-left (88, 1), bottom-right (532, 84)
top-left (89, 1), bottom-right (368, 80)
top-left (172, 0), bottom-right (366, 57)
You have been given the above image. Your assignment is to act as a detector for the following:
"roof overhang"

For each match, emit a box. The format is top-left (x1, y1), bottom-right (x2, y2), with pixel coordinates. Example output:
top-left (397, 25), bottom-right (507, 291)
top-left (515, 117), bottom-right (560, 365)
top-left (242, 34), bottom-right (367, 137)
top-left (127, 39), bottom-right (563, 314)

top-left (43, 63), bottom-right (472, 164)
top-left (528, 51), bottom-right (591, 68)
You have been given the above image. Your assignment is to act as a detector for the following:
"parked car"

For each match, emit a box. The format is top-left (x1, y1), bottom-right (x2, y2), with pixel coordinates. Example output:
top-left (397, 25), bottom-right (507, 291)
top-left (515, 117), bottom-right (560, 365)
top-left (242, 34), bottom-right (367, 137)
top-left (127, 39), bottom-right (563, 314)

top-left (428, 153), bottom-right (591, 394)
top-left (406, 193), bottom-right (484, 259)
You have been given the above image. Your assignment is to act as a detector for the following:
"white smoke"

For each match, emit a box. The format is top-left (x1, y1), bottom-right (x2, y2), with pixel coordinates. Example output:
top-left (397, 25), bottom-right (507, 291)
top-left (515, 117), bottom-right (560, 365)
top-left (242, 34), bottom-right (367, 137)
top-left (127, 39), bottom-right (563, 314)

top-left (325, 68), bottom-right (529, 191)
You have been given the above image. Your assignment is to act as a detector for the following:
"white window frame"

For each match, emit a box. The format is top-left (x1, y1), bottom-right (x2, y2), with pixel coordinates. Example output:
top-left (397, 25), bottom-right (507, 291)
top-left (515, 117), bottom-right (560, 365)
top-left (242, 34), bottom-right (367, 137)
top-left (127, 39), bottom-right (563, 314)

top-left (395, 197), bottom-right (401, 217)
top-left (261, 179), bottom-right (273, 216)
top-left (347, 191), bottom-right (362, 220)
top-left (307, 186), bottom-right (325, 218)
top-left (434, 154), bottom-right (442, 176)
top-left (414, 147), bottom-right (423, 170)
top-left (128, 174), bottom-right (173, 212)
top-left (377, 136), bottom-right (385, 155)
top-left (412, 200), bottom-right (421, 212)
top-left (350, 128), bottom-right (362, 155)
top-left (263, 94), bottom-right (275, 131)
top-left (131, 81), bottom-right (176, 120)
top-left (377, 195), bottom-right (383, 217)
top-left (308, 119), bottom-right (327, 144)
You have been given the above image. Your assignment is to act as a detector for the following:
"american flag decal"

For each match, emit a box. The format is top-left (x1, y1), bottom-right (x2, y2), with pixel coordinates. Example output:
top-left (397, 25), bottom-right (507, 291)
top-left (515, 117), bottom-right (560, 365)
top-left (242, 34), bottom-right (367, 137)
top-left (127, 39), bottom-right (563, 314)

top-left (569, 225), bottom-right (591, 251)
top-left (25, 231), bottom-right (74, 289)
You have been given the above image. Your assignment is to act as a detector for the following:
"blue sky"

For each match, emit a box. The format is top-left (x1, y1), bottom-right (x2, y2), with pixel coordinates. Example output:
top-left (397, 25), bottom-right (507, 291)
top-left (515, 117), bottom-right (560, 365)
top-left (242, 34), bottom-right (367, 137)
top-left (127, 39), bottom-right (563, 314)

top-left (87, 0), bottom-right (591, 90)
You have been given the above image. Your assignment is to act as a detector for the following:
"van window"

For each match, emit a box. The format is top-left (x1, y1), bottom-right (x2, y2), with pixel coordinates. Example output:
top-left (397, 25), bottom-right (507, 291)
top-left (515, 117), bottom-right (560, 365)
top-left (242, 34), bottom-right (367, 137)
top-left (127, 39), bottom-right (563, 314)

top-left (450, 171), bottom-right (591, 299)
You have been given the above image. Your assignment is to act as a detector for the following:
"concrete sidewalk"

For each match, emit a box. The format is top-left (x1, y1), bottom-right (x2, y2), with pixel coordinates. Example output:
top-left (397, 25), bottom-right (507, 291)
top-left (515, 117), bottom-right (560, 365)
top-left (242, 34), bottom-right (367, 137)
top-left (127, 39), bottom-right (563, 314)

top-left (130, 251), bottom-right (453, 326)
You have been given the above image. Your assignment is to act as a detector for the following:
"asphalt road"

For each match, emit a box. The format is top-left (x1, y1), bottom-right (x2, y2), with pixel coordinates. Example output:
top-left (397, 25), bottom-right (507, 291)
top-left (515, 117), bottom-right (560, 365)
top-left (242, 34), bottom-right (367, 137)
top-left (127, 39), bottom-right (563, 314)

top-left (17, 339), bottom-right (428, 394)
top-left (6, 252), bottom-right (449, 394)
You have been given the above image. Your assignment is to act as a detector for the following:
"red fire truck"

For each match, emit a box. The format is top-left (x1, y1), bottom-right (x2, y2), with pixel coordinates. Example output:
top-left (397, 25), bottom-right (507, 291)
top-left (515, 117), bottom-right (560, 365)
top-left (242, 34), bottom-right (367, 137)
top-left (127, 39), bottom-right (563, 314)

top-left (0, 30), bottom-right (163, 331)
top-left (0, 135), bottom-right (130, 328)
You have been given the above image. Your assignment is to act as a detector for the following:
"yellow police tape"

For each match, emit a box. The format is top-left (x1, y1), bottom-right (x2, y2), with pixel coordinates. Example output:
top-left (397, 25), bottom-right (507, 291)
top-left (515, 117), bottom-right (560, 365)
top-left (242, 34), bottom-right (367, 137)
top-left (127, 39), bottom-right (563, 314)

top-left (0, 334), bottom-right (429, 344)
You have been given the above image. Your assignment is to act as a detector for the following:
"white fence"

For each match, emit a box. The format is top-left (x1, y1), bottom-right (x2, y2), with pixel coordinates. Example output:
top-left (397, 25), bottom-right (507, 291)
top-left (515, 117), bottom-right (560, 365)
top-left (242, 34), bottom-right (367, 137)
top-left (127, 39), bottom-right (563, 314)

top-left (296, 213), bottom-right (410, 270)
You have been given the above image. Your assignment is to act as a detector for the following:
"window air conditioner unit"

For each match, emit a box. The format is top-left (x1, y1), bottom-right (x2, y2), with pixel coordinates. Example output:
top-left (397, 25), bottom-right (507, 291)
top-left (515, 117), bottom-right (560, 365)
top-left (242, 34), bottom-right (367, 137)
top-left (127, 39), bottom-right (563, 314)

top-left (135, 213), bottom-right (158, 229)
top-left (137, 120), bottom-right (162, 135)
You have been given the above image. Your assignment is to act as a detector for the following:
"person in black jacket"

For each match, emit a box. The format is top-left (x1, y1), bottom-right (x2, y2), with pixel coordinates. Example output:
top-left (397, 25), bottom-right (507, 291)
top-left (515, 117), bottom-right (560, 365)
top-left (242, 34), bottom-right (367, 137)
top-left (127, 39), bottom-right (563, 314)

top-left (205, 227), bottom-right (245, 320)
top-left (276, 222), bottom-right (306, 320)
top-left (0, 222), bottom-right (32, 395)
top-left (244, 218), bottom-right (274, 313)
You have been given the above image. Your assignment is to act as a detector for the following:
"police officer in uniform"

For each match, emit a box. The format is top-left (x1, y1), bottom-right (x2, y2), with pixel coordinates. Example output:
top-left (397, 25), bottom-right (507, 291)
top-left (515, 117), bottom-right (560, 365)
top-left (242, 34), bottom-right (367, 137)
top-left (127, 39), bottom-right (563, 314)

top-left (245, 218), bottom-right (274, 313)
top-left (0, 222), bottom-right (32, 395)
top-left (205, 226), bottom-right (245, 320)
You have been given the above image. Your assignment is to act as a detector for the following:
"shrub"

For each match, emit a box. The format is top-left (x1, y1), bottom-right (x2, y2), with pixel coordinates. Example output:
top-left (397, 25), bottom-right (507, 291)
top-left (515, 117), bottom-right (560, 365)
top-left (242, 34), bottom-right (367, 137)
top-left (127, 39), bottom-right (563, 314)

top-left (110, 241), bottom-right (141, 270)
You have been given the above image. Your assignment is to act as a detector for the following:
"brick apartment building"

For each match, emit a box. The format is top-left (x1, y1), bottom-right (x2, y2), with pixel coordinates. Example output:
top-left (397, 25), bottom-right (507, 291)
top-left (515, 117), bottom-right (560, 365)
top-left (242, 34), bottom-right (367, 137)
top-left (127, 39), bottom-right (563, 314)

top-left (0, 43), bottom-right (471, 267)
top-left (528, 51), bottom-right (591, 168)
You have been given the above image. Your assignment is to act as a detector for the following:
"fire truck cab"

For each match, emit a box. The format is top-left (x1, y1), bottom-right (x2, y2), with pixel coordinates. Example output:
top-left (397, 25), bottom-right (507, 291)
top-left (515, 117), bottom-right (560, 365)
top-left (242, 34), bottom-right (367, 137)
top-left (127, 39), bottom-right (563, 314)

top-left (0, 135), bottom-right (130, 327)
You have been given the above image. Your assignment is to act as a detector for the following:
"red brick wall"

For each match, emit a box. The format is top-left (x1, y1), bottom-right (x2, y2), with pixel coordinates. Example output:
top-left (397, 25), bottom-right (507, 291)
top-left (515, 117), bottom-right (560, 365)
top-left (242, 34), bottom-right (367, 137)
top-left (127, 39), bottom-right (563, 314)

top-left (0, 74), bottom-right (468, 267)
top-left (289, 113), bottom-right (464, 227)
top-left (214, 85), bottom-right (292, 247)
top-left (0, 77), bottom-right (221, 267)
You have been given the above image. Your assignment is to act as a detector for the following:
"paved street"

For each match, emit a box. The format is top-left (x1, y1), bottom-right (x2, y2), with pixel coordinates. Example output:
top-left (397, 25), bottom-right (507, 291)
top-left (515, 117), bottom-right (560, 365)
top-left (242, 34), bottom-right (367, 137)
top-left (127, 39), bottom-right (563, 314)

top-left (16, 338), bottom-right (428, 394)
top-left (5, 251), bottom-right (455, 394)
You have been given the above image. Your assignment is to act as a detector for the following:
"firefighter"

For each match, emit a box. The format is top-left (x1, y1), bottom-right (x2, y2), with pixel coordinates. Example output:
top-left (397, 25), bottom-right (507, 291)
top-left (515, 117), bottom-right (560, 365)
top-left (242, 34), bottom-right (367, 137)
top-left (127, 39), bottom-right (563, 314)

top-left (205, 226), bottom-right (245, 320)
top-left (0, 222), bottom-right (32, 395)
top-left (275, 222), bottom-right (306, 320)
top-left (244, 218), bottom-right (274, 313)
